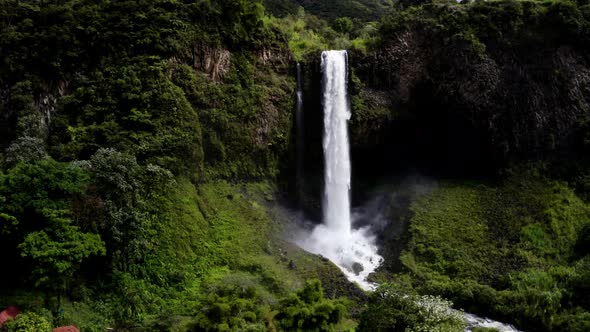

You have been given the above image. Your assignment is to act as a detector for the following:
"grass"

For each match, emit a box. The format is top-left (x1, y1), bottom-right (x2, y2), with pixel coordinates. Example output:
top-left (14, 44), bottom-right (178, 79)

top-left (386, 172), bottom-right (590, 330)
top-left (0, 178), bottom-right (363, 331)
top-left (138, 178), bottom-right (357, 329)
top-left (403, 185), bottom-right (496, 281)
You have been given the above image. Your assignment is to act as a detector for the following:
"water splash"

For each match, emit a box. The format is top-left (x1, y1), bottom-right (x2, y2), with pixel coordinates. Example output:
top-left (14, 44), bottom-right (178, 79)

top-left (464, 313), bottom-right (522, 332)
top-left (297, 50), bottom-right (383, 290)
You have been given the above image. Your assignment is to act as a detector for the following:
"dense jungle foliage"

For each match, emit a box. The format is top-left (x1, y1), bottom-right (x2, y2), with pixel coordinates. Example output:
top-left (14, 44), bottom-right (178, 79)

top-left (264, 0), bottom-right (395, 20)
top-left (351, 1), bottom-right (590, 331)
top-left (0, 0), bottom-right (350, 330)
top-left (1, 0), bottom-right (590, 331)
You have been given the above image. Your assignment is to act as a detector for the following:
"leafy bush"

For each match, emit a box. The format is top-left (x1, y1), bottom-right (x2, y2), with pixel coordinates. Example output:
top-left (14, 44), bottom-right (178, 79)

top-left (195, 273), bottom-right (273, 331)
top-left (4, 137), bottom-right (47, 167)
top-left (275, 279), bottom-right (348, 332)
top-left (358, 283), bottom-right (465, 332)
top-left (332, 17), bottom-right (353, 33)
top-left (1, 312), bottom-right (52, 332)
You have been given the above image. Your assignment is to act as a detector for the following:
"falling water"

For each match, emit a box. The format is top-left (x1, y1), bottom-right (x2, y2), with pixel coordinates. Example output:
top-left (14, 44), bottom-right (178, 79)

top-left (295, 63), bottom-right (305, 202)
top-left (298, 51), bottom-right (383, 290)
top-left (322, 51), bottom-right (352, 236)
top-left (296, 52), bottom-right (525, 329)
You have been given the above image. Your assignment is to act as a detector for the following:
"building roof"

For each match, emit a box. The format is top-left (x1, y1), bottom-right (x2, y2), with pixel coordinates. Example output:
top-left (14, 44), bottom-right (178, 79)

top-left (0, 306), bottom-right (19, 326)
top-left (53, 326), bottom-right (80, 332)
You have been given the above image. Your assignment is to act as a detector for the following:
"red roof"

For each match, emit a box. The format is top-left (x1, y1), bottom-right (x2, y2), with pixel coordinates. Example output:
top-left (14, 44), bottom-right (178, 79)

top-left (53, 326), bottom-right (80, 332)
top-left (0, 306), bottom-right (19, 326)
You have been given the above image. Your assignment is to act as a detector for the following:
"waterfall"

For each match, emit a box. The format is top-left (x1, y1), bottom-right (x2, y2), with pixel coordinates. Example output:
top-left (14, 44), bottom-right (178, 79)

top-left (296, 63), bottom-right (304, 203)
top-left (321, 51), bottom-right (352, 236)
top-left (296, 52), bottom-right (525, 330)
top-left (297, 51), bottom-right (383, 290)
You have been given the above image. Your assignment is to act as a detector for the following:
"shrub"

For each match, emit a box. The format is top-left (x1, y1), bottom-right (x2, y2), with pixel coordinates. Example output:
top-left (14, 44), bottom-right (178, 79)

top-left (358, 283), bottom-right (465, 332)
top-left (275, 279), bottom-right (347, 332)
top-left (2, 312), bottom-right (52, 332)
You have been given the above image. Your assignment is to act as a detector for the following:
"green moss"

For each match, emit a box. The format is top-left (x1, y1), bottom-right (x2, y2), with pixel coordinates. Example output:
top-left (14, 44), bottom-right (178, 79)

top-left (60, 301), bottom-right (113, 332)
top-left (109, 178), bottom-right (353, 329)
top-left (403, 185), bottom-right (495, 280)
top-left (472, 328), bottom-right (500, 332)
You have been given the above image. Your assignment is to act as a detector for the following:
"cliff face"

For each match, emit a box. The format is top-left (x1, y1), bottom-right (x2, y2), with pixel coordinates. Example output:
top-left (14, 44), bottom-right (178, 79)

top-left (0, 80), bottom-right (69, 147)
top-left (357, 34), bottom-right (590, 155)
top-left (0, 0), bottom-right (296, 181)
top-left (347, 1), bottom-right (590, 176)
top-left (0, 39), bottom-right (293, 180)
top-left (186, 42), bottom-right (294, 179)
top-left (192, 43), bottom-right (232, 81)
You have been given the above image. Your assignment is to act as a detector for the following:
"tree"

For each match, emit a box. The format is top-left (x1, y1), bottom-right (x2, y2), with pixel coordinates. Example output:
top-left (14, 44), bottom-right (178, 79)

top-left (19, 209), bottom-right (105, 308)
top-left (0, 158), bottom-right (105, 307)
top-left (4, 136), bottom-right (48, 167)
top-left (53, 58), bottom-right (203, 179)
top-left (358, 284), bottom-right (466, 332)
top-left (83, 148), bottom-right (173, 272)
top-left (0, 158), bottom-right (90, 238)
top-left (275, 279), bottom-right (347, 331)
top-left (332, 17), bottom-right (353, 34)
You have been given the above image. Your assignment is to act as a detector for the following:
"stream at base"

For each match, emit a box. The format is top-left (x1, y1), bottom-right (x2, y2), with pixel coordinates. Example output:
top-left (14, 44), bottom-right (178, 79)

top-left (464, 312), bottom-right (522, 332)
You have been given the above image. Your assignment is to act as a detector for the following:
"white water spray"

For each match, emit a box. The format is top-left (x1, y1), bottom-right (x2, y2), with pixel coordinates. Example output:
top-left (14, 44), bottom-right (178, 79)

top-left (295, 63), bottom-right (305, 202)
top-left (322, 51), bottom-right (352, 236)
top-left (298, 50), bottom-right (383, 290)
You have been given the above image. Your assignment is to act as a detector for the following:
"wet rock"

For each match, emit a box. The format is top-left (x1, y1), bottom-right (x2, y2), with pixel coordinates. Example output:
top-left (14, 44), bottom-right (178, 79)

top-left (351, 262), bottom-right (364, 276)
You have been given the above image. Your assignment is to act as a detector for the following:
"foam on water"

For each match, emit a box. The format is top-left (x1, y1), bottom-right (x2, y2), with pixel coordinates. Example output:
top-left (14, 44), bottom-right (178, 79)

top-left (297, 50), bottom-right (383, 290)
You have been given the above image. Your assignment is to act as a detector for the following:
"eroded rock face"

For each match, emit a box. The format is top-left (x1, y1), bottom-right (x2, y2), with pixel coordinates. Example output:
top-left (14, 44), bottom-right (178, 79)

top-left (370, 30), bottom-right (434, 102)
top-left (36, 80), bottom-right (69, 135)
top-left (192, 43), bottom-right (232, 81)
top-left (0, 80), bottom-right (69, 149)
top-left (0, 84), bottom-right (13, 148)
top-left (257, 47), bottom-right (291, 72)
top-left (253, 47), bottom-right (293, 149)
top-left (189, 40), bottom-right (294, 178)
top-left (351, 26), bottom-right (590, 173)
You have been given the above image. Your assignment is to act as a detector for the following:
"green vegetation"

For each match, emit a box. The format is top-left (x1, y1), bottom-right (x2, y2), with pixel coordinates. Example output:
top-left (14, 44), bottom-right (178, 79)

top-left (0, 0), bottom-right (354, 330)
top-left (1, 0), bottom-right (292, 180)
top-left (384, 170), bottom-right (590, 331)
top-left (264, 5), bottom-right (380, 61)
top-left (2, 312), bottom-right (52, 332)
top-left (355, 3), bottom-right (590, 328)
top-left (358, 283), bottom-right (466, 331)
top-left (378, 0), bottom-right (590, 48)
top-left (265, 0), bottom-right (395, 21)
top-left (274, 279), bottom-right (348, 331)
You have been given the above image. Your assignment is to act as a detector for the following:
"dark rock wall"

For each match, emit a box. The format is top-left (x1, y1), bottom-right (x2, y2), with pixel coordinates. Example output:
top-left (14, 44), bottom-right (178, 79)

top-left (348, 22), bottom-right (590, 177)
